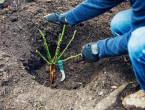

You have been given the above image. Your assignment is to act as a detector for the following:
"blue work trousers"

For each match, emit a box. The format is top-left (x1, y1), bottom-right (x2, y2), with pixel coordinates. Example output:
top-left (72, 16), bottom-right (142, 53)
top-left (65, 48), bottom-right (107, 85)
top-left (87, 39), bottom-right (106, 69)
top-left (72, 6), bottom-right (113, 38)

top-left (111, 9), bottom-right (145, 92)
top-left (65, 1), bottom-right (145, 91)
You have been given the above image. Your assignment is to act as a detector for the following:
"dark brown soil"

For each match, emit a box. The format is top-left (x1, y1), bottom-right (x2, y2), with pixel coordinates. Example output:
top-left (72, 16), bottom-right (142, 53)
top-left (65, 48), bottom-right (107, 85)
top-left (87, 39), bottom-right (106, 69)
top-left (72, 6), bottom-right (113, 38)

top-left (0, 0), bottom-right (140, 109)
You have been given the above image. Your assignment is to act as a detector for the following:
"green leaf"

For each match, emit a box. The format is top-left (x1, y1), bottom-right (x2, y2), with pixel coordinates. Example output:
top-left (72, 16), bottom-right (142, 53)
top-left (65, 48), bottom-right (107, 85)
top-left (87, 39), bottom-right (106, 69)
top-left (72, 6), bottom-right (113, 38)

top-left (127, 63), bottom-right (131, 66)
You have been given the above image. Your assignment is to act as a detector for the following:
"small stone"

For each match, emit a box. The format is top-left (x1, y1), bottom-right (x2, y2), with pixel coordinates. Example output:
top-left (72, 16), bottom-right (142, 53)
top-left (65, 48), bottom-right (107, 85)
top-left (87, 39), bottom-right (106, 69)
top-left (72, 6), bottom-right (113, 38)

top-left (46, 0), bottom-right (52, 3)
top-left (98, 91), bottom-right (103, 96)
top-left (122, 90), bottom-right (145, 110)
top-left (0, 71), bottom-right (3, 76)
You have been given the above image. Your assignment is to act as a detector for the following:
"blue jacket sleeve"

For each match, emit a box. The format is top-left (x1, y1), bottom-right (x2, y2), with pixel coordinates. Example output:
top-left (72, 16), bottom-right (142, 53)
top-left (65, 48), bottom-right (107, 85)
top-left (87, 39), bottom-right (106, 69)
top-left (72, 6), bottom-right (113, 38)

top-left (97, 32), bottom-right (131, 58)
top-left (65, 0), bottom-right (125, 26)
top-left (97, 0), bottom-right (145, 58)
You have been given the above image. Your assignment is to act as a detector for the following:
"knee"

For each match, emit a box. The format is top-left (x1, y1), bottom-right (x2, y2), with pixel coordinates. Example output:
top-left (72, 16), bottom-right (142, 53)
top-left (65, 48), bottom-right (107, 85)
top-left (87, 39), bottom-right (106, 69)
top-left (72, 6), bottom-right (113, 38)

top-left (128, 27), bottom-right (145, 58)
top-left (110, 9), bottom-right (131, 37)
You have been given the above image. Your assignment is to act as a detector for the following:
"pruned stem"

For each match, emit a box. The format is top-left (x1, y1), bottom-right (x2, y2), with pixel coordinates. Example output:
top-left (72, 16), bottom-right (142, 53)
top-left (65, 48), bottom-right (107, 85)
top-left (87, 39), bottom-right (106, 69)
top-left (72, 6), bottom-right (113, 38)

top-left (58, 30), bottom-right (77, 59)
top-left (39, 30), bottom-right (52, 62)
top-left (62, 53), bottom-right (81, 62)
top-left (61, 24), bottom-right (66, 37)
top-left (53, 25), bottom-right (66, 63)
top-left (36, 50), bottom-right (51, 65)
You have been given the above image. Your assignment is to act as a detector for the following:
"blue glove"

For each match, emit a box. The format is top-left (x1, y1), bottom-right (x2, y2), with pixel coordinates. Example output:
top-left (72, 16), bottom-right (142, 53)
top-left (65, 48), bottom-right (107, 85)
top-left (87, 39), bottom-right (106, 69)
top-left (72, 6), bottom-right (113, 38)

top-left (81, 42), bottom-right (99, 62)
top-left (44, 13), bottom-right (67, 25)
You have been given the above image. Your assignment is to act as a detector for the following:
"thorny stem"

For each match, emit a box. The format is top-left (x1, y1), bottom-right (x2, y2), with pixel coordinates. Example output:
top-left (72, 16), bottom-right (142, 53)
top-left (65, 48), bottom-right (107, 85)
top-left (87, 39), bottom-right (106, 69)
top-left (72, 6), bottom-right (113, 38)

top-left (53, 25), bottom-right (66, 64)
top-left (62, 53), bottom-right (81, 62)
top-left (36, 50), bottom-right (51, 65)
top-left (61, 24), bottom-right (66, 37)
top-left (39, 30), bottom-right (52, 63)
top-left (52, 34), bottom-right (62, 63)
top-left (58, 30), bottom-right (77, 59)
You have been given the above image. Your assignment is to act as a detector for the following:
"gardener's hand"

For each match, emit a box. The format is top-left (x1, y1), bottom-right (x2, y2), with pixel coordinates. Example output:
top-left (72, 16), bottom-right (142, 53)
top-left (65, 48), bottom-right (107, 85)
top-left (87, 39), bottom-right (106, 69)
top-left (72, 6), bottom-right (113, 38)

top-left (44, 13), bottom-right (67, 25)
top-left (81, 42), bottom-right (100, 62)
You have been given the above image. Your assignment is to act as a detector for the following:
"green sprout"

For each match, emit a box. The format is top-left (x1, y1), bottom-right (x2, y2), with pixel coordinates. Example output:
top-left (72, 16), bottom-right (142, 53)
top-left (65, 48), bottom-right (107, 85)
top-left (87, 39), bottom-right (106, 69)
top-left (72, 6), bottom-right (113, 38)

top-left (32, 76), bottom-right (36, 79)
top-left (40, 101), bottom-right (44, 106)
top-left (36, 25), bottom-right (81, 83)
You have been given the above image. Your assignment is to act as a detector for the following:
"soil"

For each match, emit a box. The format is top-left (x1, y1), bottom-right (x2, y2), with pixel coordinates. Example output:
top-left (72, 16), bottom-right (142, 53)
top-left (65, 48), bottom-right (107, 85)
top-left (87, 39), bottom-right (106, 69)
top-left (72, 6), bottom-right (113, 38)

top-left (0, 0), bottom-right (140, 110)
